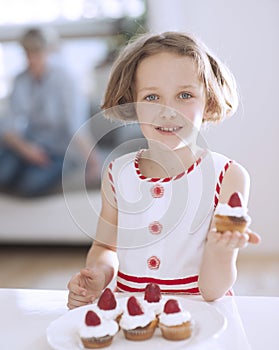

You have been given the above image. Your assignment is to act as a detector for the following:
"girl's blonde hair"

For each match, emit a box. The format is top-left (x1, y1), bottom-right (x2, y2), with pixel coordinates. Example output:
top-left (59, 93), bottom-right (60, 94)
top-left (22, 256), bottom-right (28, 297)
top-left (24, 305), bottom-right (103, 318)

top-left (101, 31), bottom-right (238, 122)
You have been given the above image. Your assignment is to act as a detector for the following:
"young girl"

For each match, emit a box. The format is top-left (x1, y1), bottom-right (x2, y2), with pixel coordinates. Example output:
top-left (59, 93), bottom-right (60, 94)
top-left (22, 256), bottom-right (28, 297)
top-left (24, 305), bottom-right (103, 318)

top-left (67, 31), bottom-right (260, 308)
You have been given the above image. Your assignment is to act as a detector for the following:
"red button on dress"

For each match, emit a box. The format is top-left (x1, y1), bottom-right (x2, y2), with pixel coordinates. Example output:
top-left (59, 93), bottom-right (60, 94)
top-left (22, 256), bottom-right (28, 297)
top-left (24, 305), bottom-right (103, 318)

top-left (147, 256), bottom-right (160, 270)
top-left (151, 184), bottom-right (164, 198)
top-left (148, 221), bottom-right (162, 235)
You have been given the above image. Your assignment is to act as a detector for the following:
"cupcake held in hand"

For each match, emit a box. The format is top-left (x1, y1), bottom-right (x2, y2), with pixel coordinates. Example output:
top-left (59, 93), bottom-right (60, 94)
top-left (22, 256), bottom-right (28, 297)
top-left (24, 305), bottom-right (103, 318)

top-left (159, 299), bottom-right (192, 341)
top-left (79, 310), bottom-right (118, 348)
top-left (120, 296), bottom-right (157, 341)
top-left (214, 192), bottom-right (251, 233)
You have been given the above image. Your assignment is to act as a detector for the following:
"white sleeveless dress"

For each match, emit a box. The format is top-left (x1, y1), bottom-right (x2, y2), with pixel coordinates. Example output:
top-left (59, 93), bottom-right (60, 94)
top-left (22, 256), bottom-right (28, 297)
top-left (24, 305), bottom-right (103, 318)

top-left (107, 149), bottom-right (232, 294)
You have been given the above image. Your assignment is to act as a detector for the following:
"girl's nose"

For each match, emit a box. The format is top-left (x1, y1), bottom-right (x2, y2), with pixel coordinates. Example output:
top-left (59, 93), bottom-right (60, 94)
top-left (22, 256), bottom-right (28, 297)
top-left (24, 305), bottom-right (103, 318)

top-left (160, 105), bottom-right (177, 119)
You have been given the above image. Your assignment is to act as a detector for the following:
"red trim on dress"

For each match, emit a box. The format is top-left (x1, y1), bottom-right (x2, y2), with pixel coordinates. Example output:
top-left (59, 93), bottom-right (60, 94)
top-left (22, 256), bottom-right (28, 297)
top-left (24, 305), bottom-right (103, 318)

top-left (214, 160), bottom-right (232, 207)
top-left (117, 271), bottom-right (199, 285)
top-left (116, 281), bottom-right (200, 294)
top-left (107, 160), bottom-right (117, 202)
top-left (116, 281), bottom-right (232, 296)
top-left (134, 150), bottom-right (205, 183)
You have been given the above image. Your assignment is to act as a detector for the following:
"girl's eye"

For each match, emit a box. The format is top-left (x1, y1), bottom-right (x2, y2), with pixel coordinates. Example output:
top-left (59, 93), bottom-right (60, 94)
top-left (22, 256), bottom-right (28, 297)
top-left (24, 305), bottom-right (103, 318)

top-left (179, 92), bottom-right (191, 99)
top-left (145, 94), bottom-right (158, 101)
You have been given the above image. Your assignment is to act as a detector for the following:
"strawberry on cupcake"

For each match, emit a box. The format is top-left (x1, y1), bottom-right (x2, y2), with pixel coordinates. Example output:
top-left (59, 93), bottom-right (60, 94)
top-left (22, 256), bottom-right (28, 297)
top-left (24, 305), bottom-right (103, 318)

top-left (142, 283), bottom-right (164, 316)
top-left (94, 288), bottom-right (123, 322)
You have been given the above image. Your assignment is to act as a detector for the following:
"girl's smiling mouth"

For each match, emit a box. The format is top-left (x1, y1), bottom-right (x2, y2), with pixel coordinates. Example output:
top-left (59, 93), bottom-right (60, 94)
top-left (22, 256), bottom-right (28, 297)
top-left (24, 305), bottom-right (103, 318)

top-left (155, 125), bottom-right (183, 134)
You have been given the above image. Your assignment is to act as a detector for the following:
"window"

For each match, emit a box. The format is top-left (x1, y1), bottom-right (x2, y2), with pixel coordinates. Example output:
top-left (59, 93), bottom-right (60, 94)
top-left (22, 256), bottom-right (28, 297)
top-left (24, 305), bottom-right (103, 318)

top-left (0, 0), bottom-right (146, 106)
top-left (0, 0), bottom-right (145, 25)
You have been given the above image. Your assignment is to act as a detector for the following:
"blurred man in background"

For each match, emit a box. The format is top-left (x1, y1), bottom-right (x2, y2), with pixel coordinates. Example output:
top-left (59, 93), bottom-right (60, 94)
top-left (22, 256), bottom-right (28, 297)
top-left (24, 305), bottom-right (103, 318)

top-left (0, 27), bottom-right (99, 197)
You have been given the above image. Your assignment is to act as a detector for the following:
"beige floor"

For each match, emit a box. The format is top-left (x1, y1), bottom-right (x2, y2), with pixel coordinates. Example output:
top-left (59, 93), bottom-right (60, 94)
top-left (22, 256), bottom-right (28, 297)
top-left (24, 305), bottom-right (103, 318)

top-left (0, 244), bottom-right (278, 297)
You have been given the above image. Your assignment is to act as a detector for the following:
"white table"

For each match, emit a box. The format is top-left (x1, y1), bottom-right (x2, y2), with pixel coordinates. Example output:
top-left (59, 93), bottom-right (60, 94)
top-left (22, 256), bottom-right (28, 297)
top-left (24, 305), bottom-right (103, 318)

top-left (0, 288), bottom-right (278, 350)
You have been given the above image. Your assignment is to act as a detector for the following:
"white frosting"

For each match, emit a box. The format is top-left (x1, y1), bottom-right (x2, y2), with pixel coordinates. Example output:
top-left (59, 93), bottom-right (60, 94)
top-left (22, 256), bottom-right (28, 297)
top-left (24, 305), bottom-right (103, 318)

top-left (159, 310), bottom-right (191, 327)
top-left (94, 303), bottom-right (123, 321)
top-left (215, 203), bottom-right (248, 217)
top-left (142, 299), bottom-right (164, 315)
top-left (120, 309), bottom-right (156, 330)
top-left (79, 319), bottom-right (118, 338)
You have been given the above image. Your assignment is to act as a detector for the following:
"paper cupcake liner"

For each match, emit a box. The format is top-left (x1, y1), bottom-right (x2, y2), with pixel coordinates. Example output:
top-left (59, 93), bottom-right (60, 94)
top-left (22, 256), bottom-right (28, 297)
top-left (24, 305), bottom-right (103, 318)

top-left (81, 335), bottom-right (113, 348)
top-left (159, 321), bottom-right (192, 341)
top-left (123, 319), bottom-right (157, 341)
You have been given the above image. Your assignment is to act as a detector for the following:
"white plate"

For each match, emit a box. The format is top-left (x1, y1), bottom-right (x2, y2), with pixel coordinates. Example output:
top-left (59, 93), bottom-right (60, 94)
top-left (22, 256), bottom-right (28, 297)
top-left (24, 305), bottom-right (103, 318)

top-left (47, 295), bottom-right (226, 350)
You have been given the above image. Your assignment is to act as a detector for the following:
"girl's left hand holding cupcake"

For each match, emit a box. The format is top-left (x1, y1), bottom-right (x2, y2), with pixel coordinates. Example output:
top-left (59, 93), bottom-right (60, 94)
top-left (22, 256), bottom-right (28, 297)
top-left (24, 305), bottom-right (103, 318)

top-left (207, 228), bottom-right (261, 251)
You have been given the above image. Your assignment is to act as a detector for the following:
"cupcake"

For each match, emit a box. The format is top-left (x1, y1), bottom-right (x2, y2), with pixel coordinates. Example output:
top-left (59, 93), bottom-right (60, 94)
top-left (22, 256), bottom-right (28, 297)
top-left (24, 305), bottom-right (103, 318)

top-left (159, 299), bottom-right (192, 341)
top-left (142, 283), bottom-right (164, 316)
top-left (95, 288), bottom-right (122, 322)
top-left (79, 310), bottom-right (119, 348)
top-left (215, 192), bottom-right (251, 233)
top-left (120, 296), bottom-right (157, 341)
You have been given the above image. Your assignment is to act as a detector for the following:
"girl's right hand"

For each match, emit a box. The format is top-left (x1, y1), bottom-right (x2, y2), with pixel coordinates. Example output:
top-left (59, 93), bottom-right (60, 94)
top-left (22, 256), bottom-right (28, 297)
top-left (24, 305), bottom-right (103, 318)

top-left (67, 268), bottom-right (106, 309)
top-left (67, 272), bottom-right (90, 309)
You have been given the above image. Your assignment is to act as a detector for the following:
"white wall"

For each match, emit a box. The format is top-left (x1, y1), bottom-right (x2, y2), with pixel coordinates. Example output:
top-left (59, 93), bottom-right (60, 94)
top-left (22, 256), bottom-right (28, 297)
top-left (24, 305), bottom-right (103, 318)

top-left (147, 0), bottom-right (279, 254)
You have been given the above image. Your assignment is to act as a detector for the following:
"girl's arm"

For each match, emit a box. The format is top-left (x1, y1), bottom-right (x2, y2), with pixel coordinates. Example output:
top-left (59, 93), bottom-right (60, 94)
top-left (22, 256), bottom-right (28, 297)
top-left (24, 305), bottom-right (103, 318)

top-left (198, 162), bottom-right (251, 301)
top-left (84, 169), bottom-right (119, 287)
top-left (67, 167), bottom-right (118, 308)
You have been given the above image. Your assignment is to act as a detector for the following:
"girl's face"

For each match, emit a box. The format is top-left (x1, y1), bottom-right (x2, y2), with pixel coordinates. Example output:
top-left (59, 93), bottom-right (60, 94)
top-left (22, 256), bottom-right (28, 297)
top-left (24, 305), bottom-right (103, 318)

top-left (135, 52), bottom-right (207, 150)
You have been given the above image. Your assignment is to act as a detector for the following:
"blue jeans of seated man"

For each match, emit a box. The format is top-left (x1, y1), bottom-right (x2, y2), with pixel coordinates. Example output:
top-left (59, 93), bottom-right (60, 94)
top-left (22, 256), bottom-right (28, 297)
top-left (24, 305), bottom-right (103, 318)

top-left (0, 147), bottom-right (64, 197)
